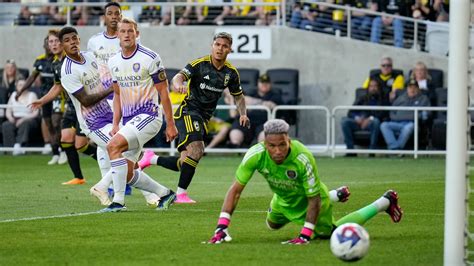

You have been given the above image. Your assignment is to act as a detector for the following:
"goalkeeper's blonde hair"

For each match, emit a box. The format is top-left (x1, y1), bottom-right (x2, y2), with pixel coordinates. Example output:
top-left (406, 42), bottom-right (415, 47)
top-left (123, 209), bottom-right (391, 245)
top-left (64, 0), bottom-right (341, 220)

top-left (263, 119), bottom-right (290, 136)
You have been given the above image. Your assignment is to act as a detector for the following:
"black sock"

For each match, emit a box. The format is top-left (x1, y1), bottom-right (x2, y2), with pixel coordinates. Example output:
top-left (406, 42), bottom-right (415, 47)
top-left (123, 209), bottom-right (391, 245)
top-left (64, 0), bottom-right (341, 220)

top-left (178, 157), bottom-right (199, 190)
top-left (52, 144), bottom-right (60, 155)
top-left (157, 156), bottom-right (181, 172)
top-left (61, 142), bottom-right (83, 179)
top-left (78, 143), bottom-right (97, 160)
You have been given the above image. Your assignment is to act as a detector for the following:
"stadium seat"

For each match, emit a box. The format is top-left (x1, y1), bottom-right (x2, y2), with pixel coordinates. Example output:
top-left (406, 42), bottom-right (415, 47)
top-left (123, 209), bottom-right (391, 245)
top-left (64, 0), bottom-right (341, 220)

top-left (369, 68), bottom-right (404, 79)
top-left (238, 68), bottom-right (259, 94)
top-left (407, 68), bottom-right (444, 89)
top-left (430, 88), bottom-right (447, 150)
top-left (0, 67), bottom-right (29, 80)
top-left (266, 68), bottom-right (299, 125)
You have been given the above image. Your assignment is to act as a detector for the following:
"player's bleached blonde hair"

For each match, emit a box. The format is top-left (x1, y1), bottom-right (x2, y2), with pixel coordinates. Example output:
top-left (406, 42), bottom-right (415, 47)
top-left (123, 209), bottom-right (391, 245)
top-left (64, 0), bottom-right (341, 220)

top-left (263, 119), bottom-right (290, 136)
top-left (119, 17), bottom-right (138, 31)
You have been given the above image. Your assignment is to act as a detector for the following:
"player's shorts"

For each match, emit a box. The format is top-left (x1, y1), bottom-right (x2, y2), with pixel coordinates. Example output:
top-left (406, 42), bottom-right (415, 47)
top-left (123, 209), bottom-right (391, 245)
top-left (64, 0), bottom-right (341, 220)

top-left (118, 113), bottom-right (162, 162)
top-left (42, 101), bottom-right (53, 118)
top-left (61, 107), bottom-right (86, 137)
top-left (266, 194), bottom-right (336, 238)
top-left (175, 113), bottom-right (208, 152)
top-left (52, 96), bottom-right (66, 114)
top-left (88, 123), bottom-right (112, 149)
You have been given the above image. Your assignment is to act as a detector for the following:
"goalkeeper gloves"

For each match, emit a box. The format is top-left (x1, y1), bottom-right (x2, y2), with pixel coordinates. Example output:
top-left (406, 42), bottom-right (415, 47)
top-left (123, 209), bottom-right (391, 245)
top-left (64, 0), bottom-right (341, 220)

top-left (281, 222), bottom-right (314, 245)
top-left (207, 212), bottom-right (232, 244)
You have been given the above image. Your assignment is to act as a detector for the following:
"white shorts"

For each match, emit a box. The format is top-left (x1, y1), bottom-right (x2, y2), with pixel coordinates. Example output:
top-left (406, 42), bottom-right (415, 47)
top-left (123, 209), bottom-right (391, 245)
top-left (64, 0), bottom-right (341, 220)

top-left (88, 123), bottom-right (113, 149)
top-left (118, 113), bottom-right (162, 162)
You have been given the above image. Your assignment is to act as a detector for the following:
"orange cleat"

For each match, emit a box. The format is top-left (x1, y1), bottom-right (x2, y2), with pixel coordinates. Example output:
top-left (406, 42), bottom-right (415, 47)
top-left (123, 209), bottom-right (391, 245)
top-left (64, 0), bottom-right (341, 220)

top-left (62, 178), bottom-right (86, 185)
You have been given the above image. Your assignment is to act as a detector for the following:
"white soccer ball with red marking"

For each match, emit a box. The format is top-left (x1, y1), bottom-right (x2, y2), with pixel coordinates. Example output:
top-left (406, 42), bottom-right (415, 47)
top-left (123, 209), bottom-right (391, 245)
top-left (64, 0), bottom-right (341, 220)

top-left (330, 223), bottom-right (370, 262)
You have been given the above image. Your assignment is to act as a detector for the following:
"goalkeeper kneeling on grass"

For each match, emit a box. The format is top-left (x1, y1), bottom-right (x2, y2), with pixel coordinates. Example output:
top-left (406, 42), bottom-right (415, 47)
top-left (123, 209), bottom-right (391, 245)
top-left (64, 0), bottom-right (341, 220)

top-left (207, 119), bottom-right (403, 245)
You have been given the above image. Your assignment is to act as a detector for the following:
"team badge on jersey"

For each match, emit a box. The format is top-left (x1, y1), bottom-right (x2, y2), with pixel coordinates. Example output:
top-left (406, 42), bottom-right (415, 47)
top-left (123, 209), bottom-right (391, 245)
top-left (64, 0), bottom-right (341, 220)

top-left (193, 121), bottom-right (200, 131)
top-left (92, 62), bottom-right (98, 69)
top-left (133, 63), bottom-right (141, 73)
top-left (224, 74), bottom-right (230, 87)
top-left (286, 170), bottom-right (297, 180)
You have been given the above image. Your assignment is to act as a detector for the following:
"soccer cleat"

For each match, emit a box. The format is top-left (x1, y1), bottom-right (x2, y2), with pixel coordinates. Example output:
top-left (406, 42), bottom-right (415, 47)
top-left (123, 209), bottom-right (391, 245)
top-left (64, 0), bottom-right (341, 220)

top-left (90, 186), bottom-right (112, 206)
top-left (99, 202), bottom-right (126, 213)
top-left (156, 191), bottom-right (176, 211)
top-left (125, 184), bottom-right (132, 195)
top-left (383, 190), bottom-right (403, 223)
top-left (58, 152), bottom-right (67, 165)
top-left (47, 155), bottom-right (59, 165)
top-left (62, 178), bottom-right (86, 185)
top-left (42, 143), bottom-right (52, 155)
top-left (175, 192), bottom-right (196, 204)
top-left (336, 186), bottom-right (351, 202)
top-left (138, 149), bottom-right (155, 170)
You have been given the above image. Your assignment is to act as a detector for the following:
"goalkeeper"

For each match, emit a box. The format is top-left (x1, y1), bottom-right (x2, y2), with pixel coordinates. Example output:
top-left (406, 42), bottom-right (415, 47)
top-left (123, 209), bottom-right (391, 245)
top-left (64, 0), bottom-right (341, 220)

top-left (207, 119), bottom-right (402, 245)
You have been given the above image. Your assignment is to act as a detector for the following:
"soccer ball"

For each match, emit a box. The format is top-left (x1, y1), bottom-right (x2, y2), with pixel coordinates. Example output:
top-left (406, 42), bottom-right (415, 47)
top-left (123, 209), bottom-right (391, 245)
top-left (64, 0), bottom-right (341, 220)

top-left (330, 223), bottom-right (370, 262)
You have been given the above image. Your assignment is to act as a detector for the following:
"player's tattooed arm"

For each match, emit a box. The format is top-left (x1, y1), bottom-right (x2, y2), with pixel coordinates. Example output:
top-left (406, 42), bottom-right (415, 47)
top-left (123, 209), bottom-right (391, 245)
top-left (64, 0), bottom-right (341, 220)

top-left (234, 94), bottom-right (250, 128)
top-left (73, 87), bottom-right (113, 107)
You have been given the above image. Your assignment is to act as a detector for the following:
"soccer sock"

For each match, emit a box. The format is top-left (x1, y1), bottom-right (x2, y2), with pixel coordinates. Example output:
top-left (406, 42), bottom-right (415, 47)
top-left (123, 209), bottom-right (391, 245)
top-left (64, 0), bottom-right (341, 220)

top-left (128, 170), bottom-right (170, 198)
top-left (96, 146), bottom-right (110, 178)
top-left (52, 143), bottom-right (60, 155)
top-left (110, 158), bottom-right (128, 205)
top-left (177, 156), bottom-right (199, 192)
top-left (141, 190), bottom-right (160, 204)
top-left (94, 170), bottom-right (113, 192)
top-left (334, 197), bottom-right (390, 226)
top-left (157, 156), bottom-right (180, 172)
top-left (78, 143), bottom-right (97, 160)
top-left (329, 190), bottom-right (339, 202)
top-left (61, 142), bottom-right (83, 179)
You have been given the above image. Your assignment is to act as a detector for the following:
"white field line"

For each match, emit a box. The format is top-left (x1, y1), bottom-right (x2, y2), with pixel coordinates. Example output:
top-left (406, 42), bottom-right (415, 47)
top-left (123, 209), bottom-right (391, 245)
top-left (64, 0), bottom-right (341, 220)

top-left (191, 180), bottom-right (444, 185)
top-left (0, 208), bottom-right (443, 224)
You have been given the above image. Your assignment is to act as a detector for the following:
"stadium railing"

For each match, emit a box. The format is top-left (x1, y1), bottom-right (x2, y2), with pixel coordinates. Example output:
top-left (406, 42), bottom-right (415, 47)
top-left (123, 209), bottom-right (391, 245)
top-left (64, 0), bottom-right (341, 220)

top-left (0, 1), bottom-right (466, 52)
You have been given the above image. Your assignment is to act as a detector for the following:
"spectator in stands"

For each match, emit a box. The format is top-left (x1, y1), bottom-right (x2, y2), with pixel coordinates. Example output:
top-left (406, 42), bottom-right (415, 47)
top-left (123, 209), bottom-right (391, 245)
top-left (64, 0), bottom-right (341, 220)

top-left (434, 0), bottom-right (449, 21)
top-left (409, 61), bottom-right (437, 105)
top-left (2, 79), bottom-right (40, 155)
top-left (380, 79), bottom-right (430, 150)
top-left (341, 79), bottom-right (388, 156)
top-left (139, 0), bottom-right (162, 26)
top-left (370, 0), bottom-right (409, 48)
top-left (255, 0), bottom-right (279, 26)
top-left (362, 56), bottom-right (404, 103)
top-left (1, 59), bottom-right (25, 103)
top-left (350, 0), bottom-right (376, 40)
top-left (228, 74), bottom-right (282, 147)
top-left (290, 1), bottom-right (333, 32)
top-left (33, 6), bottom-right (53, 25)
top-left (213, 0), bottom-right (258, 25)
top-left (16, 6), bottom-right (32, 25)
top-left (177, 0), bottom-right (206, 25)
top-left (411, 0), bottom-right (436, 21)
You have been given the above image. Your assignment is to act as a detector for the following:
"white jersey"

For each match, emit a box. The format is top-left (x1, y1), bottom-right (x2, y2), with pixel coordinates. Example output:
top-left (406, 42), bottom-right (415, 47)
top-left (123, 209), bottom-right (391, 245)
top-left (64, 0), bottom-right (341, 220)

top-left (108, 44), bottom-right (167, 124)
top-left (60, 51), bottom-right (113, 134)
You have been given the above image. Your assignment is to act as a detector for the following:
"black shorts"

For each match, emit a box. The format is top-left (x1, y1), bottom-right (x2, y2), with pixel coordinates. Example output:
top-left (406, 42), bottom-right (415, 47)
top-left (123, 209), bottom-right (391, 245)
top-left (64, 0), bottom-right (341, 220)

top-left (61, 107), bottom-right (86, 136)
top-left (42, 101), bottom-right (53, 118)
top-left (175, 113), bottom-right (208, 152)
top-left (231, 119), bottom-right (264, 146)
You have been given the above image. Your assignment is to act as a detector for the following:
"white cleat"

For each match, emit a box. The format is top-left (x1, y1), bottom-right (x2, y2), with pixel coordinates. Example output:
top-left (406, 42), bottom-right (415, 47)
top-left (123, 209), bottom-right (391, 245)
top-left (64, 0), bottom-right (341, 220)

top-left (58, 152), bottom-right (67, 165)
top-left (48, 155), bottom-right (59, 165)
top-left (90, 187), bottom-right (112, 206)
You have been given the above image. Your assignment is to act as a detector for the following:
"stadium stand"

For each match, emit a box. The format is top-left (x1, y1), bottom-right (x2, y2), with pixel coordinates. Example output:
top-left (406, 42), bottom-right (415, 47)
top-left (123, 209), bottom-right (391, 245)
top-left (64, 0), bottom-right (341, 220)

top-left (237, 68), bottom-right (260, 94)
top-left (266, 68), bottom-right (299, 125)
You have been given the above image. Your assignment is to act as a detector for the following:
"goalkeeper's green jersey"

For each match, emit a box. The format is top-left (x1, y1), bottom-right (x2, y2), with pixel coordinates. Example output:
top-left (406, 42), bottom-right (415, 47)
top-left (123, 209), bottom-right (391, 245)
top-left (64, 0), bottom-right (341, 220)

top-left (235, 140), bottom-right (330, 214)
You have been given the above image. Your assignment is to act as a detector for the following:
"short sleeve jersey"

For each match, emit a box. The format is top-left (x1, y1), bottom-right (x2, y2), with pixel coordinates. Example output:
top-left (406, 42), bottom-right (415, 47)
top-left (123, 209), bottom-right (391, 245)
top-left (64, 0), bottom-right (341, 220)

top-left (60, 52), bottom-right (113, 134)
top-left (108, 44), bottom-right (167, 124)
top-left (53, 54), bottom-right (74, 110)
top-left (235, 140), bottom-right (327, 211)
top-left (179, 55), bottom-right (243, 120)
top-left (33, 53), bottom-right (55, 93)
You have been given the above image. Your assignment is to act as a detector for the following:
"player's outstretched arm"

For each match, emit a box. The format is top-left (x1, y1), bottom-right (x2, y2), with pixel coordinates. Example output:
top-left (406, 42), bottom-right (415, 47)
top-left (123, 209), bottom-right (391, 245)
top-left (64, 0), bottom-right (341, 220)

top-left (28, 83), bottom-right (63, 110)
top-left (155, 81), bottom-right (178, 142)
top-left (171, 73), bottom-right (188, 94)
top-left (74, 86), bottom-right (114, 108)
top-left (233, 94), bottom-right (250, 128)
top-left (207, 181), bottom-right (246, 244)
top-left (282, 195), bottom-right (321, 245)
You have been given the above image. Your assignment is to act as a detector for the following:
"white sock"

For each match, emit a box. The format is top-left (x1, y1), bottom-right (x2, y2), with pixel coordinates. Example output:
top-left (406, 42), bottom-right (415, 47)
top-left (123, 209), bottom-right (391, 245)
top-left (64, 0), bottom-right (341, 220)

top-left (177, 187), bottom-right (187, 195)
top-left (151, 155), bottom-right (159, 165)
top-left (373, 196), bottom-right (390, 212)
top-left (96, 146), bottom-right (110, 178)
top-left (94, 170), bottom-right (113, 192)
top-left (110, 158), bottom-right (128, 205)
top-left (328, 190), bottom-right (339, 202)
top-left (129, 170), bottom-right (170, 198)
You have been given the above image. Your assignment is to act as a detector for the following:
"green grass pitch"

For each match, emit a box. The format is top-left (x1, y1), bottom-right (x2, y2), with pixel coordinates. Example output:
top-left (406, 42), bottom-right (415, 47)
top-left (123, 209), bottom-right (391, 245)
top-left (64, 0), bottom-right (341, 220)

top-left (0, 155), bottom-right (446, 265)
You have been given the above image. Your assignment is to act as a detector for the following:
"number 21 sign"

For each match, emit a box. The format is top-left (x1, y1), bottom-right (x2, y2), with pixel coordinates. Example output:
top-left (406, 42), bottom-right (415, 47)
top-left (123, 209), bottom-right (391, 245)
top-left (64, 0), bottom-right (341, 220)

top-left (215, 28), bottom-right (271, 60)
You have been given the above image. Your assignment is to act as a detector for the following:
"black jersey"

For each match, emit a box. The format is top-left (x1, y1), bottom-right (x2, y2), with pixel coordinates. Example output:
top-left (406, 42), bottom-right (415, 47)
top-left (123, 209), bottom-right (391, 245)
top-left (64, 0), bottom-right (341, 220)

top-left (52, 54), bottom-right (72, 110)
top-left (177, 55), bottom-right (243, 121)
top-left (33, 53), bottom-right (55, 94)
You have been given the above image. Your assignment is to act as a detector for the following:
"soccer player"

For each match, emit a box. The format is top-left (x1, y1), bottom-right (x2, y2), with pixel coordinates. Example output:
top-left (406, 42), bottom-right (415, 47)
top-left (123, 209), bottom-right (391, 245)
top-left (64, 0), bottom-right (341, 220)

top-left (138, 32), bottom-right (250, 203)
top-left (30, 29), bottom-right (99, 185)
top-left (104, 18), bottom-right (178, 212)
top-left (16, 32), bottom-right (65, 165)
top-left (207, 119), bottom-right (403, 244)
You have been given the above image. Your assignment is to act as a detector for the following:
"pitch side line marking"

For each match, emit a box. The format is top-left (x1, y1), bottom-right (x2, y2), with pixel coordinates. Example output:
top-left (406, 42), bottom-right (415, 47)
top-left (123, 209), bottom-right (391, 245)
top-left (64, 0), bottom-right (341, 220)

top-left (0, 209), bottom-right (443, 223)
